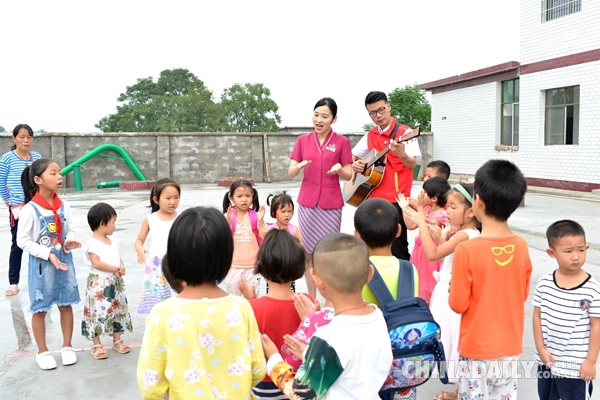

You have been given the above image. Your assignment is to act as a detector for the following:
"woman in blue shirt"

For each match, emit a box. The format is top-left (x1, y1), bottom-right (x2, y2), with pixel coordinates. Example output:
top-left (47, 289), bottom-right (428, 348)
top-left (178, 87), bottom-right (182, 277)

top-left (0, 124), bottom-right (42, 295)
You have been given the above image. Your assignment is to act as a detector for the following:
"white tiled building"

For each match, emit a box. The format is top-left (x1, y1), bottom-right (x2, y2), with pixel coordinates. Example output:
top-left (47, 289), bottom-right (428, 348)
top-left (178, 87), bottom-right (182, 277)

top-left (420, 0), bottom-right (600, 191)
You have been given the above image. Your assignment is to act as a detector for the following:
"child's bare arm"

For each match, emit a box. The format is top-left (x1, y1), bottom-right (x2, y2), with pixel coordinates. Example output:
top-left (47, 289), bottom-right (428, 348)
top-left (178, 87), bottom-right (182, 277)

top-left (404, 207), bottom-right (468, 261)
top-left (580, 317), bottom-right (600, 381)
top-left (533, 306), bottom-right (555, 366)
top-left (135, 217), bottom-right (150, 263)
top-left (89, 253), bottom-right (121, 277)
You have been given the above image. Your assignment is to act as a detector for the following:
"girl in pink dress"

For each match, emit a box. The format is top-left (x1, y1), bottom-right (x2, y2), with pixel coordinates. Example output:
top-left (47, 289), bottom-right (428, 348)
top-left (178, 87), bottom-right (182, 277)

top-left (401, 177), bottom-right (450, 303)
top-left (401, 181), bottom-right (479, 400)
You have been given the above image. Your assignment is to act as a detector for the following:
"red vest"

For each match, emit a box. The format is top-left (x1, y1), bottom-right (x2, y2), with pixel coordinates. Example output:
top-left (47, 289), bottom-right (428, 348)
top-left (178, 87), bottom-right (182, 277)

top-left (367, 119), bottom-right (413, 201)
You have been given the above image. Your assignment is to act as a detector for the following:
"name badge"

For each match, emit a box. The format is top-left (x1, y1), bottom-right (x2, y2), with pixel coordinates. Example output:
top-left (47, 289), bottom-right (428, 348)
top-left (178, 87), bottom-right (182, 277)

top-left (325, 144), bottom-right (336, 152)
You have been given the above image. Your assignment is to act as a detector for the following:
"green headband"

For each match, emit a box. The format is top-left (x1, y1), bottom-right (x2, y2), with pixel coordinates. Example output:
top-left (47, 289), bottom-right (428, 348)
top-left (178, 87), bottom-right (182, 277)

top-left (454, 183), bottom-right (473, 204)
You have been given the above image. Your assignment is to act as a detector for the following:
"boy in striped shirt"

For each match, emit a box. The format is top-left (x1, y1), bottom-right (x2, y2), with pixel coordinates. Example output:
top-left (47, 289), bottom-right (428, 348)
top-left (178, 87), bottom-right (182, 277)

top-left (533, 220), bottom-right (600, 400)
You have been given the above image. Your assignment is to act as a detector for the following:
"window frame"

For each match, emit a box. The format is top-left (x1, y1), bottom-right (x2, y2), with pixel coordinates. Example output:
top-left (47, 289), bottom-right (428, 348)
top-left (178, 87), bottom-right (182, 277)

top-left (544, 85), bottom-right (580, 146)
top-left (541, 0), bottom-right (582, 22)
top-left (501, 78), bottom-right (519, 146)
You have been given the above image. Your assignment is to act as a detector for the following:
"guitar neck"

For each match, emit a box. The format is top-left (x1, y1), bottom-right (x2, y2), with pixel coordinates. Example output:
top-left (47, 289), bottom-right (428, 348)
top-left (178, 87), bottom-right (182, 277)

top-left (365, 127), bottom-right (420, 169)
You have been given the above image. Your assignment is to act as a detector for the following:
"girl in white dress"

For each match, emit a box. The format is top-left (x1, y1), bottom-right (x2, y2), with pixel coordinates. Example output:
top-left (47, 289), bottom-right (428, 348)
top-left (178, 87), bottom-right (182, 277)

top-left (135, 178), bottom-right (180, 314)
top-left (401, 181), bottom-right (479, 400)
top-left (82, 202), bottom-right (132, 359)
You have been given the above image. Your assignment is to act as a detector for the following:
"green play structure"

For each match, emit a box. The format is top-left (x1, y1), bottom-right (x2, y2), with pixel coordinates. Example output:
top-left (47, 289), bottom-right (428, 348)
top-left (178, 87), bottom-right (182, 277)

top-left (60, 143), bottom-right (147, 192)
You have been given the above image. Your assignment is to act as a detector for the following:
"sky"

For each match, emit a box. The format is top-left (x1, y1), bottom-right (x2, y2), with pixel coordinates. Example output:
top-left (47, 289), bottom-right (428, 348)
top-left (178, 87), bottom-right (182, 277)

top-left (0, 0), bottom-right (520, 134)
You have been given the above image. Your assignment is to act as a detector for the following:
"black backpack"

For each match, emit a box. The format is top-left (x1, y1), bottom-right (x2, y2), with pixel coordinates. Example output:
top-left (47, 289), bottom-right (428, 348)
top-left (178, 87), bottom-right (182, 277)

top-left (368, 259), bottom-right (448, 397)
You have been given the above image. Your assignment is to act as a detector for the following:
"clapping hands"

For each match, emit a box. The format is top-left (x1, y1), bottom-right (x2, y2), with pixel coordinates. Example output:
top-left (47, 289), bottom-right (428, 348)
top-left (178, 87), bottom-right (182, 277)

top-left (296, 160), bottom-right (312, 170)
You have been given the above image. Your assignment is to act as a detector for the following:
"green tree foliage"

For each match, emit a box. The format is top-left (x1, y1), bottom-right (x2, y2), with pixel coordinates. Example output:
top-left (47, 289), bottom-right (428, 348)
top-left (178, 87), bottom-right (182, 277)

top-left (0, 126), bottom-right (6, 133)
top-left (220, 83), bottom-right (281, 132)
top-left (97, 70), bottom-right (282, 133)
top-left (362, 123), bottom-right (375, 132)
top-left (388, 84), bottom-right (431, 131)
top-left (96, 69), bottom-right (218, 132)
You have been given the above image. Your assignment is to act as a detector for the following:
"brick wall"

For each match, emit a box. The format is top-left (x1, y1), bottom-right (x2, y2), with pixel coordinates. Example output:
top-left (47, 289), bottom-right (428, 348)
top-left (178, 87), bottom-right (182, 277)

top-left (430, 82), bottom-right (520, 176)
top-left (519, 60), bottom-right (600, 183)
top-left (521, 0), bottom-right (600, 64)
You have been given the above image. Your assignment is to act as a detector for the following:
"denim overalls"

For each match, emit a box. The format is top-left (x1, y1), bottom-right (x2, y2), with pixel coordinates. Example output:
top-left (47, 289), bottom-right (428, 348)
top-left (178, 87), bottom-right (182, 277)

top-left (28, 203), bottom-right (80, 313)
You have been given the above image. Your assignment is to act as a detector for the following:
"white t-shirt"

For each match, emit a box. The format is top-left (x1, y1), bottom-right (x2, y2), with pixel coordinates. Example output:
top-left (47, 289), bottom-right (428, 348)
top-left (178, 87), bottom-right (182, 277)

top-left (352, 122), bottom-right (422, 160)
top-left (267, 306), bottom-right (392, 399)
top-left (532, 271), bottom-right (600, 378)
top-left (16, 201), bottom-right (76, 260)
top-left (82, 236), bottom-right (121, 276)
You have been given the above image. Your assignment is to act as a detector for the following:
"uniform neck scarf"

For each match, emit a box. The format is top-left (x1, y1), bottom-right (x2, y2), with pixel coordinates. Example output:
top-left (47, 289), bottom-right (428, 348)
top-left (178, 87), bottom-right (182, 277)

top-left (31, 191), bottom-right (63, 247)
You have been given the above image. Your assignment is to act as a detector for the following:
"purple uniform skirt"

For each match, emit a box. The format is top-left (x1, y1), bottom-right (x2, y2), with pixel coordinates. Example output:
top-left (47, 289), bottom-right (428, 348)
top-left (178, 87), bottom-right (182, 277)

top-left (297, 204), bottom-right (342, 253)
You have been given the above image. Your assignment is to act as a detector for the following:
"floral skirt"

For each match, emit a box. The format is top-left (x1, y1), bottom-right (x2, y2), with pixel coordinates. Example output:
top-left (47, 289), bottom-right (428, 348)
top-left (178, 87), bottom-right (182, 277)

top-left (138, 253), bottom-right (172, 314)
top-left (81, 273), bottom-right (133, 340)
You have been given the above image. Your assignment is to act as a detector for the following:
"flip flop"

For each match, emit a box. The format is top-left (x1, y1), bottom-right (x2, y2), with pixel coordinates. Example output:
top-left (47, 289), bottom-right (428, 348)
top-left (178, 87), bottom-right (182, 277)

top-left (112, 340), bottom-right (130, 354)
top-left (433, 390), bottom-right (458, 400)
top-left (91, 344), bottom-right (108, 360)
top-left (5, 284), bottom-right (19, 296)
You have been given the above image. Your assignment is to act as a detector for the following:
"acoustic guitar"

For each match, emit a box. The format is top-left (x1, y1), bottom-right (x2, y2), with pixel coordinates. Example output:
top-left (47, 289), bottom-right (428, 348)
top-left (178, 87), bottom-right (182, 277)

top-left (343, 127), bottom-right (420, 207)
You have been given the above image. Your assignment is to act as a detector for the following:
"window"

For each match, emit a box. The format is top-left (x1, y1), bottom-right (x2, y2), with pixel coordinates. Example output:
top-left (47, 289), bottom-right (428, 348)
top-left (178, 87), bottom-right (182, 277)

top-left (545, 86), bottom-right (579, 145)
top-left (541, 0), bottom-right (581, 22)
top-left (501, 79), bottom-right (519, 146)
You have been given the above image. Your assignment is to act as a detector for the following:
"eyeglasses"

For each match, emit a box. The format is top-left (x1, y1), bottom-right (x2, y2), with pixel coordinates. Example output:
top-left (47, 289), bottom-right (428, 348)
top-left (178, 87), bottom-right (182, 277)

top-left (368, 106), bottom-right (387, 118)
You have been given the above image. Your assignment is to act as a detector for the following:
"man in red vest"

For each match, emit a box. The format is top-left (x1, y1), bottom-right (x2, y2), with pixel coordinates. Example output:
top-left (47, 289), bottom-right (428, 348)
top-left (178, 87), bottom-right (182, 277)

top-left (352, 91), bottom-right (422, 260)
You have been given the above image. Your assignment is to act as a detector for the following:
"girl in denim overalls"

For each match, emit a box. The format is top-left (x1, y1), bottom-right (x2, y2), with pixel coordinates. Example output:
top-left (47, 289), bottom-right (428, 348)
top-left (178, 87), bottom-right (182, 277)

top-left (17, 159), bottom-right (82, 371)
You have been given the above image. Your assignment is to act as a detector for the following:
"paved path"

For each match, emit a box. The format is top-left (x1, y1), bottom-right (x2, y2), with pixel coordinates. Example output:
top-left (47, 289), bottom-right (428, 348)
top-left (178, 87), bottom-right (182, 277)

top-left (1, 181), bottom-right (599, 399)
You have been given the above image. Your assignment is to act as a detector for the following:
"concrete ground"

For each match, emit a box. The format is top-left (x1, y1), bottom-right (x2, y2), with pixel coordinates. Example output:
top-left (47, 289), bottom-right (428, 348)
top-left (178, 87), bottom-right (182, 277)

top-left (1, 181), bottom-right (599, 399)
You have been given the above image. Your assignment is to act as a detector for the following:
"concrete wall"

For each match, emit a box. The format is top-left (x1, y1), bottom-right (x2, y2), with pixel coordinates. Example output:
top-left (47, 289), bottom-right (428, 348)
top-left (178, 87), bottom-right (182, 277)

top-left (0, 132), bottom-right (434, 189)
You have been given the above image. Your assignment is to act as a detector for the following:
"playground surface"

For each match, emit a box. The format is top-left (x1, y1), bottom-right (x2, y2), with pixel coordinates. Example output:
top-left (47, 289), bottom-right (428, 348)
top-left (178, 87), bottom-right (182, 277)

top-left (1, 181), bottom-right (599, 399)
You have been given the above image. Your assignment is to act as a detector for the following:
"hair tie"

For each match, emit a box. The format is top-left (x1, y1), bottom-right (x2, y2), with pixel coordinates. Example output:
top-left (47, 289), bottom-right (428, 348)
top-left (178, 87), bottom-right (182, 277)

top-left (454, 183), bottom-right (473, 204)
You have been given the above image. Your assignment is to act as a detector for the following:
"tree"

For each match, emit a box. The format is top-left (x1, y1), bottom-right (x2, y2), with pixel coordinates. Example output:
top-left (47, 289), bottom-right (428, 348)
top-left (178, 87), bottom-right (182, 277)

top-left (96, 69), bottom-right (217, 132)
top-left (362, 123), bottom-right (375, 132)
top-left (220, 83), bottom-right (281, 132)
top-left (36, 128), bottom-right (47, 133)
top-left (0, 126), bottom-right (6, 133)
top-left (388, 84), bottom-right (431, 132)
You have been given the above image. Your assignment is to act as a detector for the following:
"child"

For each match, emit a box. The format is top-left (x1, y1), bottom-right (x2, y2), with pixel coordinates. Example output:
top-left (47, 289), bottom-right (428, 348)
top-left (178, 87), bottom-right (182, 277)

top-left (266, 192), bottom-right (303, 243)
top-left (137, 207), bottom-right (265, 398)
top-left (281, 295), bottom-right (334, 371)
top-left (135, 178), bottom-right (180, 314)
top-left (533, 220), bottom-right (599, 400)
top-left (261, 233), bottom-right (392, 399)
top-left (266, 191), bottom-right (302, 293)
top-left (449, 159), bottom-right (531, 400)
top-left (401, 176), bottom-right (450, 303)
top-left (245, 229), bottom-right (312, 399)
top-left (402, 182), bottom-right (480, 400)
top-left (81, 202), bottom-right (133, 360)
top-left (354, 198), bottom-right (419, 400)
top-left (424, 160), bottom-right (451, 181)
top-left (17, 159), bottom-right (81, 370)
top-left (222, 179), bottom-right (268, 296)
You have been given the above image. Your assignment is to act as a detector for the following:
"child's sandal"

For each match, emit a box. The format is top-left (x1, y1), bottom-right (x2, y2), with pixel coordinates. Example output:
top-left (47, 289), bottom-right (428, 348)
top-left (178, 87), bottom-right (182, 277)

top-left (112, 340), bottom-right (130, 354)
top-left (91, 344), bottom-right (108, 360)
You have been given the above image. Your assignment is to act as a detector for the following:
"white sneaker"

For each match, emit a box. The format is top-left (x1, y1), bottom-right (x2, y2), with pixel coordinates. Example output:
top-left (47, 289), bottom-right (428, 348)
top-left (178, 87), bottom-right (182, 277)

top-left (36, 351), bottom-right (57, 370)
top-left (61, 347), bottom-right (77, 366)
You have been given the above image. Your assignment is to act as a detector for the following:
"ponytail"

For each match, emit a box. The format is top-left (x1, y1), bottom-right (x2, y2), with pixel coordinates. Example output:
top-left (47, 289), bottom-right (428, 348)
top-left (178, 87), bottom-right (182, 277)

top-left (20, 158), bottom-right (56, 203)
top-left (251, 188), bottom-right (260, 212)
top-left (21, 165), bottom-right (36, 203)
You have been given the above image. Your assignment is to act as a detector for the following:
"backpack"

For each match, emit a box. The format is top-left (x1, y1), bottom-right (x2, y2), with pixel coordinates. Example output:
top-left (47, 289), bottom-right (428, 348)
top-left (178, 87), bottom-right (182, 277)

top-left (230, 208), bottom-right (263, 246)
top-left (368, 259), bottom-right (448, 396)
top-left (265, 222), bottom-right (297, 237)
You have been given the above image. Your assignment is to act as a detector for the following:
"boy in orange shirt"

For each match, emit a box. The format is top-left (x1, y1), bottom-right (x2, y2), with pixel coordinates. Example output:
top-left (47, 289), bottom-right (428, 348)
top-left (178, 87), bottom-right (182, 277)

top-left (449, 159), bottom-right (532, 399)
